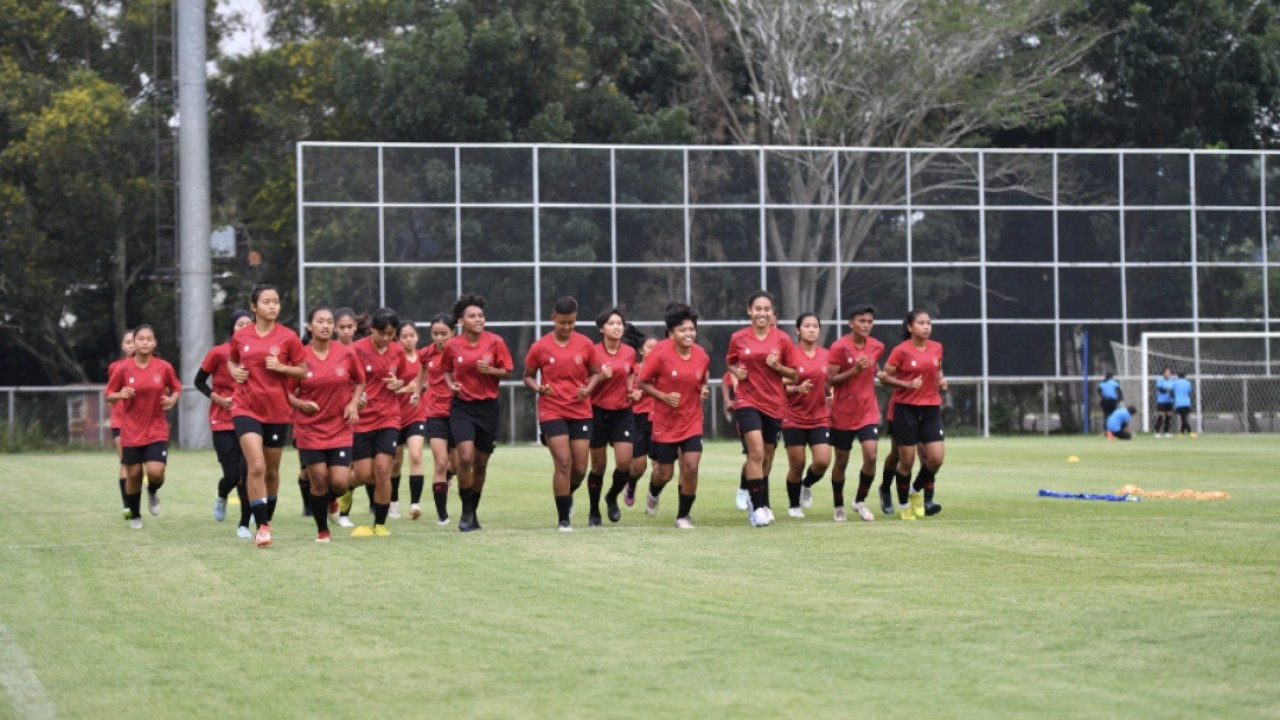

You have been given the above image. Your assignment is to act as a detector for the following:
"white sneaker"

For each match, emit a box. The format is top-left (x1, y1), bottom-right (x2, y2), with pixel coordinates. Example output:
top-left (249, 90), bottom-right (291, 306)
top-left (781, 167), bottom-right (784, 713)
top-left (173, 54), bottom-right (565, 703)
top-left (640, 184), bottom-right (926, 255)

top-left (735, 488), bottom-right (749, 511)
top-left (129, 517), bottom-right (143, 530)
top-left (749, 507), bottom-right (771, 527)
top-left (409, 503), bottom-right (422, 520)
top-left (674, 517), bottom-right (695, 529)
top-left (854, 502), bottom-right (875, 522)
top-left (436, 516), bottom-right (451, 526)
top-left (388, 501), bottom-right (402, 520)
top-left (787, 507), bottom-right (805, 518)
top-left (336, 515), bottom-right (355, 528)
top-left (236, 525), bottom-right (252, 539)
top-left (147, 492), bottom-right (161, 516)
top-left (763, 507), bottom-right (776, 524)
top-left (645, 493), bottom-right (660, 517)
top-left (833, 507), bottom-right (847, 522)
top-left (799, 485), bottom-right (813, 509)
top-left (558, 520), bottom-right (573, 532)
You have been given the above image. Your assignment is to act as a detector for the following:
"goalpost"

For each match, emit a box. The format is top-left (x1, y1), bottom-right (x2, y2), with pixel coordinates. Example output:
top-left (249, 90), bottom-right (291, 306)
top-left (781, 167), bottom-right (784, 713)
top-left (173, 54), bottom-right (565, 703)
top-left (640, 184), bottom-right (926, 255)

top-left (1110, 332), bottom-right (1280, 434)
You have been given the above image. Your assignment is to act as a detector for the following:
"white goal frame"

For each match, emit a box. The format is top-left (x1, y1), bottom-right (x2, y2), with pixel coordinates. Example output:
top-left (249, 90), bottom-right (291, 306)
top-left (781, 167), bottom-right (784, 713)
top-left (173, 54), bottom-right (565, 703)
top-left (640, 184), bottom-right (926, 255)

top-left (1138, 332), bottom-right (1280, 434)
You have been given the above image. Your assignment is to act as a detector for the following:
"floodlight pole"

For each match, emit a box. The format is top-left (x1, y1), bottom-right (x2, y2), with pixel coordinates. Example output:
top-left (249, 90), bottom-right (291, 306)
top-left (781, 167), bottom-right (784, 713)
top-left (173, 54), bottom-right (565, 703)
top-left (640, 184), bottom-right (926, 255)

top-left (176, 0), bottom-right (213, 449)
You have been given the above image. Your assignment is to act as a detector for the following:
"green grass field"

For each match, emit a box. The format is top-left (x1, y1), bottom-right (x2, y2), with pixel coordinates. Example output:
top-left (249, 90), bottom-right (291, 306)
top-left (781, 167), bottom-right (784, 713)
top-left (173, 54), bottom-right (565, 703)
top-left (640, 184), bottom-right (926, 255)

top-left (2, 436), bottom-right (1278, 719)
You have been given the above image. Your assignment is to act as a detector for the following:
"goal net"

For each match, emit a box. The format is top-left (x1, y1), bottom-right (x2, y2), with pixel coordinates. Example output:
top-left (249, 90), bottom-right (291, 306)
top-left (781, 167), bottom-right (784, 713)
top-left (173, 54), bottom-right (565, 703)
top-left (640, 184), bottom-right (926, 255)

top-left (1110, 332), bottom-right (1280, 434)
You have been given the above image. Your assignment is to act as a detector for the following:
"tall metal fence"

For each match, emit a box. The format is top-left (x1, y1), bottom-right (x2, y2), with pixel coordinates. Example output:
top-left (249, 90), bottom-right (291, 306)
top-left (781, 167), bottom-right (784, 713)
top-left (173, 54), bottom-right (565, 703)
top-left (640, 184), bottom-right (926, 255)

top-left (296, 144), bottom-right (1280, 436)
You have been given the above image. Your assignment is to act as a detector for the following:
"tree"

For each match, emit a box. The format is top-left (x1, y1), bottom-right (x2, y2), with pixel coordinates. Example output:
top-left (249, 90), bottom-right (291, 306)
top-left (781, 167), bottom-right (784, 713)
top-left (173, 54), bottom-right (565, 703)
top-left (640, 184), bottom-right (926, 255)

top-left (1050, 0), bottom-right (1280, 149)
top-left (652, 0), bottom-right (1105, 325)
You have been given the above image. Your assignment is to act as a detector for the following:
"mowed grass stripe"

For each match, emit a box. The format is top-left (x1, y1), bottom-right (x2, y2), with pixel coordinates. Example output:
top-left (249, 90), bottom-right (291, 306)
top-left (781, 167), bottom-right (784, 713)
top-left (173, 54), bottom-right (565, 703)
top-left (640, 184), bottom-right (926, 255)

top-left (1, 436), bottom-right (1277, 719)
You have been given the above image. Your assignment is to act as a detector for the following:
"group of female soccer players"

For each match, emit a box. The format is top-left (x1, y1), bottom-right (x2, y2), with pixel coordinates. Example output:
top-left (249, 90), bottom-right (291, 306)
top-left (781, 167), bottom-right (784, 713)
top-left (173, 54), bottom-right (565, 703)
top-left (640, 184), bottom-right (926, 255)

top-left (106, 285), bottom-right (948, 545)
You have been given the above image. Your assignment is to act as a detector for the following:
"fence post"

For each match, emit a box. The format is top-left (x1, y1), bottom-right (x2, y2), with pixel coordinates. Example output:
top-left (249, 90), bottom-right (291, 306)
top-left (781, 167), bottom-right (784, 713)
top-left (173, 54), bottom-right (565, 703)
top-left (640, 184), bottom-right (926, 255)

top-left (6, 388), bottom-right (14, 448)
top-left (1043, 380), bottom-right (1050, 436)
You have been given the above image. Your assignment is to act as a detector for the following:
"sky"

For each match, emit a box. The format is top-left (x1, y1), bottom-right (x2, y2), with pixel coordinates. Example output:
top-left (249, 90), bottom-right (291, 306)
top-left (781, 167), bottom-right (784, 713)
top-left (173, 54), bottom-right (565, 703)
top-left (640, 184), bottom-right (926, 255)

top-left (218, 0), bottom-right (270, 58)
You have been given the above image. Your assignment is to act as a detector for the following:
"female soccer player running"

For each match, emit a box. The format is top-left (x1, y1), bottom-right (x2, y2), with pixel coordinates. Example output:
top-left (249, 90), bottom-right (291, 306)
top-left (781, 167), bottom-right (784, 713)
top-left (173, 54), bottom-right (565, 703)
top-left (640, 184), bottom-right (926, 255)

top-left (197, 310), bottom-right (254, 537)
top-left (726, 291), bottom-right (798, 527)
top-left (289, 307), bottom-right (366, 543)
top-left (622, 325), bottom-right (657, 507)
top-left (524, 297), bottom-right (602, 531)
top-left (636, 303), bottom-right (711, 529)
top-left (331, 307), bottom-right (367, 527)
top-left (105, 325), bottom-right (181, 529)
top-left (826, 304), bottom-right (885, 522)
top-left (106, 329), bottom-right (136, 518)
top-left (418, 313), bottom-right (458, 524)
top-left (590, 308), bottom-right (639, 524)
top-left (443, 294), bottom-right (514, 532)
top-left (882, 310), bottom-right (947, 520)
top-left (228, 284), bottom-right (307, 547)
top-left (782, 313), bottom-right (832, 519)
top-left (349, 308), bottom-right (409, 537)
top-left (389, 319), bottom-right (427, 521)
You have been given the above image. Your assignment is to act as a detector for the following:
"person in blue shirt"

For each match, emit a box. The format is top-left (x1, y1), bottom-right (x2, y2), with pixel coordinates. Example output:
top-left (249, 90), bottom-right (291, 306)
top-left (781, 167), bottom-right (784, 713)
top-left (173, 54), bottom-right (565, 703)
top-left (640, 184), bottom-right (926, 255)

top-left (1154, 367), bottom-right (1175, 437)
top-left (1106, 404), bottom-right (1135, 441)
top-left (1172, 372), bottom-right (1194, 437)
top-left (1098, 372), bottom-right (1122, 430)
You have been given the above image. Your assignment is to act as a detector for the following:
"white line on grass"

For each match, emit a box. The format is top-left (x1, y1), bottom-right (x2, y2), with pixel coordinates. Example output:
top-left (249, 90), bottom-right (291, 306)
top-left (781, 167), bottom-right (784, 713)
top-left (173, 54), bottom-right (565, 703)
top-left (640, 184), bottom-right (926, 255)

top-left (0, 622), bottom-right (57, 720)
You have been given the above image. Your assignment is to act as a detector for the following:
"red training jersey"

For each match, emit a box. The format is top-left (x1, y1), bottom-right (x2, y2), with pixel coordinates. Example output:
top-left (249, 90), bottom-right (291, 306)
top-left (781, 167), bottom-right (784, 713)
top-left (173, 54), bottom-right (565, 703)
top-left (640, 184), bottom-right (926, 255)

top-left (107, 358), bottom-right (130, 430)
top-left (293, 343), bottom-right (366, 450)
top-left (106, 357), bottom-right (181, 447)
top-left (199, 343), bottom-right (237, 431)
top-left (591, 342), bottom-right (637, 411)
top-left (352, 336), bottom-right (409, 432)
top-left (419, 345), bottom-right (453, 418)
top-left (784, 345), bottom-right (830, 429)
top-left (725, 326), bottom-right (796, 418)
top-left (395, 344), bottom-right (428, 427)
top-left (229, 323), bottom-right (306, 424)
top-left (828, 334), bottom-right (885, 431)
top-left (885, 339), bottom-right (944, 406)
top-left (638, 341), bottom-right (710, 444)
top-left (442, 332), bottom-right (513, 402)
top-left (526, 332), bottom-right (598, 422)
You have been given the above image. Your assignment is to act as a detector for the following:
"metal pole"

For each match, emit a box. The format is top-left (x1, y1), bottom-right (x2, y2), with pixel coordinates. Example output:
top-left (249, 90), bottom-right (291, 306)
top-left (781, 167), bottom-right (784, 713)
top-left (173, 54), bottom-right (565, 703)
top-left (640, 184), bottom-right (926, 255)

top-left (7, 388), bottom-right (14, 447)
top-left (1043, 380), bottom-right (1050, 436)
top-left (176, 0), bottom-right (213, 449)
top-left (1082, 330), bottom-right (1089, 435)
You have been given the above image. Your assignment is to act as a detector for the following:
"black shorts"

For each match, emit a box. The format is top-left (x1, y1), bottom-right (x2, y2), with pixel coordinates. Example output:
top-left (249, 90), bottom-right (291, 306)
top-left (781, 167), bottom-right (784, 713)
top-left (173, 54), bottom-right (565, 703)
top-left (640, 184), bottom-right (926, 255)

top-left (830, 424), bottom-right (880, 451)
top-left (1156, 402), bottom-right (1174, 412)
top-left (735, 407), bottom-right (782, 445)
top-left (233, 417), bottom-right (290, 448)
top-left (651, 435), bottom-right (703, 464)
top-left (120, 441), bottom-right (168, 466)
top-left (212, 429), bottom-right (241, 465)
top-left (1100, 399), bottom-right (1118, 417)
top-left (425, 416), bottom-right (453, 445)
top-left (450, 398), bottom-right (499, 455)
top-left (398, 420), bottom-right (427, 445)
top-left (631, 413), bottom-right (652, 458)
top-left (354, 428), bottom-right (398, 460)
top-left (299, 447), bottom-right (353, 468)
top-left (590, 406), bottom-right (634, 448)
top-left (540, 418), bottom-right (593, 442)
top-left (892, 404), bottom-right (944, 446)
top-left (112, 427), bottom-right (121, 439)
top-left (783, 427), bottom-right (831, 448)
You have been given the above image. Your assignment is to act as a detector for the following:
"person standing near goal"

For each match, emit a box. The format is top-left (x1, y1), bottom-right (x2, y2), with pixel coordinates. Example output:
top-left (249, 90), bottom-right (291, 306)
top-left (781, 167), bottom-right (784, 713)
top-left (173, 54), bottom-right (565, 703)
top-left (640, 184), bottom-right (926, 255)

top-left (1154, 367), bottom-right (1175, 437)
top-left (1098, 372), bottom-right (1122, 432)
top-left (1172, 372), bottom-right (1195, 437)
